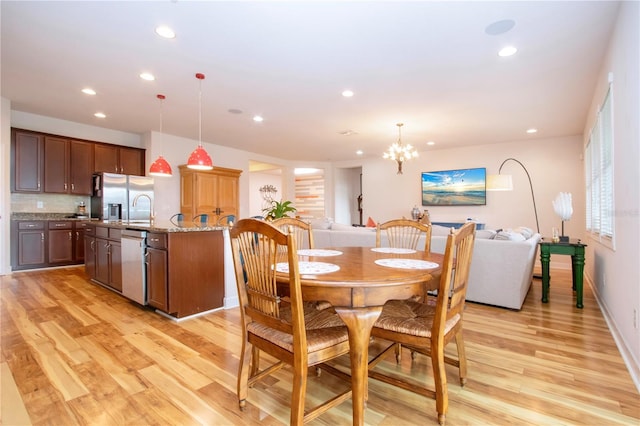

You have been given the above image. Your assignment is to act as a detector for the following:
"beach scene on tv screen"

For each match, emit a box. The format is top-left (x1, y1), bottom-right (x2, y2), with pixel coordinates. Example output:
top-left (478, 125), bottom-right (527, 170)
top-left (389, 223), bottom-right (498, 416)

top-left (421, 168), bottom-right (486, 206)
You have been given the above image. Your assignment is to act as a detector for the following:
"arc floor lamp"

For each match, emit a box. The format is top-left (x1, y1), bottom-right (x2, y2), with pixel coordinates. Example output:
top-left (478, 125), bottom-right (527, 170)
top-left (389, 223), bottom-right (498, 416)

top-left (487, 157), bottom-right (540, 234)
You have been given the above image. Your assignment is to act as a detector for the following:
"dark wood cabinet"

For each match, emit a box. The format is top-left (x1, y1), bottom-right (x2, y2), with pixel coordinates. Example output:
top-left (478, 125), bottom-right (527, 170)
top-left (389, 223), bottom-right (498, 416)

top-left (94, 144), bottom-right (145, 176)
top-left (43, 136), bottom-right (69, 193)
top-left (11, 128), bottom-right (145, 195)
top-left (74, 222), bottom-right (87, 262)
top-left (11, 130), bottom-right (43, 193)
top-left (11, 221), bottom-right (46, 269)
top-left (94, 226), bottom-right (123, 292)
top-left (69, 140), bottom-right (94, 194)
top-left (84, 225), bottom-right (96, 279)
top-left (145, 230), bottom-right (224, 318)
top-left (146, 244), bottom-right (168, 311)
top-left (44, 137), bottom-right (94, 195)
top-left (12, 220), bottom-right (90, 271)
top-left (48, 221), bottom-right (73, 264)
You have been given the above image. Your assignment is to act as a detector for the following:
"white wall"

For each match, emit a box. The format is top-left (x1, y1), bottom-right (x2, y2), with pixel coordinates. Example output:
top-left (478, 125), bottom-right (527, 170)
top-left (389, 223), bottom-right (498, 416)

top-left (582, 1), bottom-right (640, 389)
top-left (1, 98), bottom-right (11, 275)
top-left (334, 135), bottom-right (585, 244)
top-left (249, 172), bottom-right (282, 217)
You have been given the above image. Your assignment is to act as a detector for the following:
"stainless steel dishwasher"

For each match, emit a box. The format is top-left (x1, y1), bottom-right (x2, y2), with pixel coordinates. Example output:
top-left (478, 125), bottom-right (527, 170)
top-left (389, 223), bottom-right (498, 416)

top-left (121, 229), bottom-right (148, 305)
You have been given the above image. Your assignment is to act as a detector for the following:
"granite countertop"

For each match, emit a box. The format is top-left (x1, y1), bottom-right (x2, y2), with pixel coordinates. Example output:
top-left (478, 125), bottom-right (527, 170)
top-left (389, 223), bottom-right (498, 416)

top-left (93, 219), bottom-right (227, 233)
top-left (11, 212), bottom-right (95, 221)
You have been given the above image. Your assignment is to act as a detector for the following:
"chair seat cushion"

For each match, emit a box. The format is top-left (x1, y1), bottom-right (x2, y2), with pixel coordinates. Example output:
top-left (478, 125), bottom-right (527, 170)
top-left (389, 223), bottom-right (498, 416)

top-left (373, 299), bottom-right (460, 338)
top-left (248, 303), bottom-right (348, 353)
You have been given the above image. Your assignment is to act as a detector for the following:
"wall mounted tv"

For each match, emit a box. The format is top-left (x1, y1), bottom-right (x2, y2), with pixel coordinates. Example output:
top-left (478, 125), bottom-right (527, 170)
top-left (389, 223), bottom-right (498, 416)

top-left (421, 167), bottom-right (487, 206)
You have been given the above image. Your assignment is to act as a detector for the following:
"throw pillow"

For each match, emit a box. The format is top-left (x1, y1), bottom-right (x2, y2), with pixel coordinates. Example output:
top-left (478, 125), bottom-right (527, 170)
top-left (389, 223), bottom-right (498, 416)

top-left (494, 230), bottom-right (526, 241)
top-left (514, 226), bottom-right (534, 239)
top-left (309, 217), bottom-right (332, 230)
top-left (475, 229), bottom-right (497, 240)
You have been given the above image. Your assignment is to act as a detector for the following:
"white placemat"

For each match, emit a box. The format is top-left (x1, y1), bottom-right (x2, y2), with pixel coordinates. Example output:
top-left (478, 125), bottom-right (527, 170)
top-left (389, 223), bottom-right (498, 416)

top-left (374, 258), bottom-right (439, 270)
top-left (370, 247), bottom-right (417, 254)
top-left (297, 249), bottom-right (343, 257)
top-left (275, 261), bottom-right (340, 274)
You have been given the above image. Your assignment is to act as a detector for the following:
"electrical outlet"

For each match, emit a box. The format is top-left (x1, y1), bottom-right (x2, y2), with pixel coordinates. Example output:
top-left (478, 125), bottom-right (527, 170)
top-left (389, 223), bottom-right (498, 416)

top-left (36, 201), bottom-right (44, 209)
top-left (634, 309), bottom-right (638, 329)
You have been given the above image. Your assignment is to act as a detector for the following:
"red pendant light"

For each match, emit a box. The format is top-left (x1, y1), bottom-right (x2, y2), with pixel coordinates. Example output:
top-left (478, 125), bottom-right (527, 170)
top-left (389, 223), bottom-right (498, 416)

top-left (149, 94), bottom-right (173, 177)
top-left (187, 73), bottom-right (213, 170)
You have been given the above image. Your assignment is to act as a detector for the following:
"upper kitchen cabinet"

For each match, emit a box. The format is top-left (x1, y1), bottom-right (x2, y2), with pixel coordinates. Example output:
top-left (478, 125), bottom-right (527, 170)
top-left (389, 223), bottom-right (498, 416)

top-left (179, 165), bottom-right (241, 222)
top-left (11, 129), bottom-right (43, 193)
top-left (43, 137), bottom-right (94, 195)
top-left (94, 144), bottom-right (145, 176)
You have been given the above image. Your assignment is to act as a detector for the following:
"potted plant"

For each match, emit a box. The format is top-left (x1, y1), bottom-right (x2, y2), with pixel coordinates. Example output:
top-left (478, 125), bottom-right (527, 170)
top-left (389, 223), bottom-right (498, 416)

top-left (263, 200), bottom-right (297, 220)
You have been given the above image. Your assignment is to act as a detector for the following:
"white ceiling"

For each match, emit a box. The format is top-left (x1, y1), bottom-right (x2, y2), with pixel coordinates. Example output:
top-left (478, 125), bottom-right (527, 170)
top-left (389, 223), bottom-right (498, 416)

top-left (1, 1), bottom-right (619, 162)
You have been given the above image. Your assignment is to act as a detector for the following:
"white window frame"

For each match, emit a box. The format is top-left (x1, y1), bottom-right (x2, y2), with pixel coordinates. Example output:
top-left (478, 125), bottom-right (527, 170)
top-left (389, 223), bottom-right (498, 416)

top-left (585, 84), bottom-right (615, 249)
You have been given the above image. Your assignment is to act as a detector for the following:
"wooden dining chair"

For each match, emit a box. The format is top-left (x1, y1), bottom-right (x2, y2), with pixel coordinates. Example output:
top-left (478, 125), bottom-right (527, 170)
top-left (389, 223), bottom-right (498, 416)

top-left (376, 218), bottom-right (434, 360)
top-left (229, 218), bottom-right (352, 424)
top-left (376, 218), bottom-right (432, 253)
top-left (272, 217), bottom-right (315, 249)
top-left (368, 222), bottom-right (476, 425)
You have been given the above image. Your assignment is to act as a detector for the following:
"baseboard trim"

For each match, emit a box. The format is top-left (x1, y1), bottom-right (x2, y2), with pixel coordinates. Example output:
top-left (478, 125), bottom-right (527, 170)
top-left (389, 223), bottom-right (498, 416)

top-left (587, 273), bottom-right (640, 392)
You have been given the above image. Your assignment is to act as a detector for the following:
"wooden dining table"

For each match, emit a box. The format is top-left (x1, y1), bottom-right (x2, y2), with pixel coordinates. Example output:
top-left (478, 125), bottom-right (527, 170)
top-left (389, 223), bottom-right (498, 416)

top-left (277, 246), bottom-right (443, 426)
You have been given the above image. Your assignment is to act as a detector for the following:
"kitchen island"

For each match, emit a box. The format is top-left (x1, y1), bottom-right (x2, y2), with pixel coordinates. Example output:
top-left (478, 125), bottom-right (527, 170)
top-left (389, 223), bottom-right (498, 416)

top-left (85, 219), bottom-right (228, 319)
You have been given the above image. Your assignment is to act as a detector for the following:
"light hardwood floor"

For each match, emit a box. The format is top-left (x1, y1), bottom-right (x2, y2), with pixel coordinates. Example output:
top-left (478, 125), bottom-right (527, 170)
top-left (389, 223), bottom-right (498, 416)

top-left (1, 266), bottom-right (638, 425)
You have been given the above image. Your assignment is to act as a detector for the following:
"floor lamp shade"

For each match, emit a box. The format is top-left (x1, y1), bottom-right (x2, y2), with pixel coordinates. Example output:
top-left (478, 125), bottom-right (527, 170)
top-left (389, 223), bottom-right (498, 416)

top-left (486, 174), bottom-right (513, 191)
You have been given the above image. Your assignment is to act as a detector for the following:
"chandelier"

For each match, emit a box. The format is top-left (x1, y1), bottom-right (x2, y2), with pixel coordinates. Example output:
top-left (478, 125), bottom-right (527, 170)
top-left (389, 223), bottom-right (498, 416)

top-left (383, 123), bottom-right (418, 174)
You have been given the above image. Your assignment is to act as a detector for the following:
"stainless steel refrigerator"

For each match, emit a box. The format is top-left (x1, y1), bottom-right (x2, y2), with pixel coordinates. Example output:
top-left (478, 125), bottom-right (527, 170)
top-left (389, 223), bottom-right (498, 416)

top-left (91, 173), bottom-right (154, 221)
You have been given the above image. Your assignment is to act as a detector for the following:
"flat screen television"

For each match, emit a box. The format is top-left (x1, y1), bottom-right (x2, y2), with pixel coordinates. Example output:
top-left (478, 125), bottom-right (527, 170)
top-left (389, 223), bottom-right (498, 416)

top-left (421, 167), bottom-right (486, 206)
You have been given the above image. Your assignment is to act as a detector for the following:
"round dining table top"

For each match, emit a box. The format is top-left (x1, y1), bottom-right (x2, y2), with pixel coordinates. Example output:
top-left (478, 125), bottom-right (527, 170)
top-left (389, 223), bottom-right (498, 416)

top-left (277, 246), bottom-right (443, 308)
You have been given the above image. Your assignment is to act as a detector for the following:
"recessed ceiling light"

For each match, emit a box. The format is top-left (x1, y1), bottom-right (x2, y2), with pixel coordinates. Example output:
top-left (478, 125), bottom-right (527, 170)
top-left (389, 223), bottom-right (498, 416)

top-left (82, 88), bottom-right (96, 95)
top-left (155, 26), bottom-right (176, 39)
top-left (485, 19), bottom-right (516, 36)
top-left (427, 141), bottom-right (435, 146)
top-left (356, 150), bottom-right (363, 155)
top-left (526, 128), bottom-right (538, 134)
top-left (139, 72), bottom-right (155, 81)
top-left (342, 90), bottom-right (354, 97)
top-left (94, 112), bottom-right (106, 118)
top-left (253, 115), bottom-right (264, 122)
top-left (498, 46), bottom-right (518, 57)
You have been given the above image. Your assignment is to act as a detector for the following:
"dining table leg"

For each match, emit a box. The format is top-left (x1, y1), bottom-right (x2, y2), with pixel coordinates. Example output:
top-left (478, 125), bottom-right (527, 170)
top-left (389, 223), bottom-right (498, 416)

top-left (334, 306), bottom-right (383, 426)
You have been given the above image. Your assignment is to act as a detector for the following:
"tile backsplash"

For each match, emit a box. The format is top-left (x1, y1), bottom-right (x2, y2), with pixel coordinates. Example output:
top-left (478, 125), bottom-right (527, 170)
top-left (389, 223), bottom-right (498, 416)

top-left (11, 193), bottom-right (91, 214)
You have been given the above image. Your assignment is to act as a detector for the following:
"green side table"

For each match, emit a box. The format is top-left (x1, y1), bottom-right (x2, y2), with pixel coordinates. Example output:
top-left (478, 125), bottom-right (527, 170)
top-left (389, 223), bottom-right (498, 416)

top-left (539, 239), bottom-right (587, 308)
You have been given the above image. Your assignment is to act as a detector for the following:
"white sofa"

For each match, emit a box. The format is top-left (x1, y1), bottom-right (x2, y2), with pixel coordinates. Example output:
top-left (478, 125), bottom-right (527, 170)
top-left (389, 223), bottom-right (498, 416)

top-left (312, 223), bottom-right (540, 310)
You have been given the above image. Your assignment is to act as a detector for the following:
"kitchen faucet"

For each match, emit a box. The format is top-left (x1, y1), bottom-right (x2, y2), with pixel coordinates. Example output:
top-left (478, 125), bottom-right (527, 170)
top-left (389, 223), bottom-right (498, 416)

top-left (132, 193), bottom-right (154, 225)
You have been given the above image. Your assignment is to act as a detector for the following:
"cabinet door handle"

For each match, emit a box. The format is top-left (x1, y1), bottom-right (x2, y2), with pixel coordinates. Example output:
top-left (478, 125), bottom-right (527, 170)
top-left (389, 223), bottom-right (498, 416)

top-left (41, 232), bottom-right (44, 241)
top-left (91, 240), bottom-right (95, 250)
top-left (68, 231), bottom-right (72, 240)
top-left (64, 183), bottom-right (68, 190)
top-left (71, 183), bottom-right (75, 191)
top-left (37, 180), bottom-right (41, 189)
